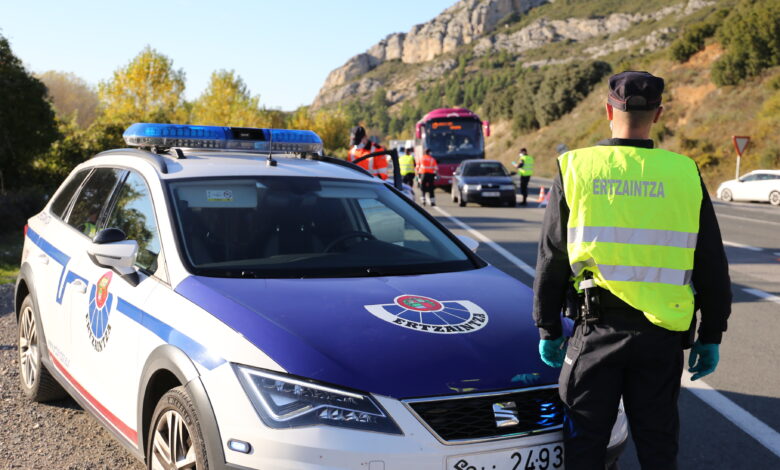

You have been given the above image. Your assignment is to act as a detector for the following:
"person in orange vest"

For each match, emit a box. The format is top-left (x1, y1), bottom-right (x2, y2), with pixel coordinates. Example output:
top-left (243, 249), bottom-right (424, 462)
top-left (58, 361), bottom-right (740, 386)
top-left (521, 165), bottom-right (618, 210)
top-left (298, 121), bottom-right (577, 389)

top-left (347, 126), bottom-right (388, 180)
top-left (416, 148), bottom-right (438, 206)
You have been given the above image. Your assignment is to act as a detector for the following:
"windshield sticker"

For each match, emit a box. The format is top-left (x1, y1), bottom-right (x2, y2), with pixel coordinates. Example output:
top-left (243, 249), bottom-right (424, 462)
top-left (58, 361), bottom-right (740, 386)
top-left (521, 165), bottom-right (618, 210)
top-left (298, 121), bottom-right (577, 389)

top-left (207, 189), bottom-right (234, 202)
top-left (87, 271), bottom-right (114, 352)
top-left (365, 295), bottom-right (488, 334)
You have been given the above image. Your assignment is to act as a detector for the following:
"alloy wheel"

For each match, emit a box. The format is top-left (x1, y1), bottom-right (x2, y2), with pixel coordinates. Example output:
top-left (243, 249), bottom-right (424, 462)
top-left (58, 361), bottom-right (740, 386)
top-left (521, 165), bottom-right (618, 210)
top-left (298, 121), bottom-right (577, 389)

top-left (151, 410), bottom-right (197, 470)
top-left (19, 306), bottom-right (39, 389)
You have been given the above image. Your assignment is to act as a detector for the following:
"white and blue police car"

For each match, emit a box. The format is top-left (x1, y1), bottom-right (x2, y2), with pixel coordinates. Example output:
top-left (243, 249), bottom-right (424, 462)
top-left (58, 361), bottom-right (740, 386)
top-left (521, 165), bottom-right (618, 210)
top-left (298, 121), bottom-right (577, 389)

top-left (15, 123), bottom-right (626, 470)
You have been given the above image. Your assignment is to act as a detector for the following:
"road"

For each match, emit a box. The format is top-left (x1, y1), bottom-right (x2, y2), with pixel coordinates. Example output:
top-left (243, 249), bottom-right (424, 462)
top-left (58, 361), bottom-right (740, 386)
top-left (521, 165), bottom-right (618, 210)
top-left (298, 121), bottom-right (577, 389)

top-left (426, 178), bottom-right (780, 469)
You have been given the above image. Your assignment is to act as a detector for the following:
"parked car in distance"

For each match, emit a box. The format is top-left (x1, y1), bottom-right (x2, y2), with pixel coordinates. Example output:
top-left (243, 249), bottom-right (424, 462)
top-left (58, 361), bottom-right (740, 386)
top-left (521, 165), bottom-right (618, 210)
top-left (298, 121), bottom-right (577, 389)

top-left (717, 169), bottom-right (780, 206)
top-left (451, 159), bottom-right (516, 207)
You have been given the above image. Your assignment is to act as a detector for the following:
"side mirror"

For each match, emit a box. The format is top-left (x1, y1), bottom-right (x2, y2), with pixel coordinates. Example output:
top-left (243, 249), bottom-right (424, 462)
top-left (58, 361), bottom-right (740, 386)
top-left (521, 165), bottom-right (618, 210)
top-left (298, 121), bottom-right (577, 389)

top-left (483, 121), bottom-right (491, 137)
top-left (88, 228), bottom-right (138, 276)
top-left (457, 234), bottom-right (479, 253)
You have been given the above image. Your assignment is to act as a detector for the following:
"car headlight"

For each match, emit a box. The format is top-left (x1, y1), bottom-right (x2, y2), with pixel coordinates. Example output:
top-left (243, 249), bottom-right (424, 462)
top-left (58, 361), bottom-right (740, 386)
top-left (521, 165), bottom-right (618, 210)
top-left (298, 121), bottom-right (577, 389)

top-left (463, 184), bottom-right (480, 191)
top-left (233, 365), bottom-right (402, 434)
top-left (499, 184), bottom-right (515, 190)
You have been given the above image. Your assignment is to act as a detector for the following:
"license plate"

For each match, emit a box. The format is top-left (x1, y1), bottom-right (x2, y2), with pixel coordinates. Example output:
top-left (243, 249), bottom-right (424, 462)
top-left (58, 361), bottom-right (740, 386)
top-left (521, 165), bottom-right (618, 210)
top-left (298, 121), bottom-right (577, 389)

top-left (482, 191), bottom-right (500, 197)
top-left (447, 442), bottom-right (564, 470)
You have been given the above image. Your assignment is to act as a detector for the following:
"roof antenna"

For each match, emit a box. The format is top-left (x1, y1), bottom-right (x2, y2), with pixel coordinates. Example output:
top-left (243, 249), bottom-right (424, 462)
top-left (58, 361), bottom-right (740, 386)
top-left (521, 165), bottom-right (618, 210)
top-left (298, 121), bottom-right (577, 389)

top-left (266, 133), bottom-right (277, 167)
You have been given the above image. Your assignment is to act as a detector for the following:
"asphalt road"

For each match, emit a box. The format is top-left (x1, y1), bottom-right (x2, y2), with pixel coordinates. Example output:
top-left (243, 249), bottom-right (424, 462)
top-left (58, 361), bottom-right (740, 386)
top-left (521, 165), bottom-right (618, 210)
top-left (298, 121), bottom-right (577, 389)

top-left (426, 178), bottom-right (780, 469)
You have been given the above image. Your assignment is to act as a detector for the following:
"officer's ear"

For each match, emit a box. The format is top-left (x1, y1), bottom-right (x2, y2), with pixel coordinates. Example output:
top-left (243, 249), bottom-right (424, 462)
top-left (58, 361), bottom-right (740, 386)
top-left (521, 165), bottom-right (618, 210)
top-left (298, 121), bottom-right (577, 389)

top-left (605, 102), bottom-right (614, 121)
top-left (652, 106), bottom-right (664, 123)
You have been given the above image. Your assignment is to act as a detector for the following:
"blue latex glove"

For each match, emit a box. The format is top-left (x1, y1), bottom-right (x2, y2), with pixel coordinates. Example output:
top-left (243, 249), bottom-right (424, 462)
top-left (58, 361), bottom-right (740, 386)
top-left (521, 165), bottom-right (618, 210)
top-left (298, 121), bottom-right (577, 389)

top-left (688, 340), bottom-right (720, 381)
top-left (539, 337), bottom-right (566, 368)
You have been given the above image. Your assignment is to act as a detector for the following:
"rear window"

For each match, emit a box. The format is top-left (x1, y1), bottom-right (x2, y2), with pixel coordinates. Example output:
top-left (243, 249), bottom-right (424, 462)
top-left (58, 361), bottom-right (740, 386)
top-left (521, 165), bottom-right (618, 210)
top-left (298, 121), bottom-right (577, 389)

top-left (50, 169), bottom-right (90, 218)
top-left (463, 162), bottom-right (509, 177)
top-left (168, 177), bottom-right (476, 278)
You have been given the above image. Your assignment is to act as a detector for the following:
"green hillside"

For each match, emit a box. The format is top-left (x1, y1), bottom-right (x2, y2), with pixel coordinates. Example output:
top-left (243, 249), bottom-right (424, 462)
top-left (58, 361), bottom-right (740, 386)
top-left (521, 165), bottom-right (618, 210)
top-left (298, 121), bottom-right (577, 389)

top-left (320, 0), bottom-right (780, 190)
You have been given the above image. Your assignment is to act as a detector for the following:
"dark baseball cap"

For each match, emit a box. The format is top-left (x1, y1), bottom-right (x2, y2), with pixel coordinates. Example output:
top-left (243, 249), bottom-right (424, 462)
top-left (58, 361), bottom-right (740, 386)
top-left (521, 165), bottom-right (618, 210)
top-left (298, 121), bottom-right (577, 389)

top-left (608, 71), bottom-right (664, 111)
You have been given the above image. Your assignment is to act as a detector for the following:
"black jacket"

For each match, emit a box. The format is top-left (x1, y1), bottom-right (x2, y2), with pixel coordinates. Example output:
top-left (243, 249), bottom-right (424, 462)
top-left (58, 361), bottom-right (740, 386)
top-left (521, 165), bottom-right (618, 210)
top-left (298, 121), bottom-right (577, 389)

top-left (532, 138), bottom-right (731, 344)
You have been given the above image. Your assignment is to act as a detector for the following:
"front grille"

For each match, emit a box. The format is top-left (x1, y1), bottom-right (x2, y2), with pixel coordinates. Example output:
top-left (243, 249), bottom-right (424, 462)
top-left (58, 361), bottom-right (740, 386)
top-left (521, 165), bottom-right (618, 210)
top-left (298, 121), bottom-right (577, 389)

top-left (406, 386), bottom-right (563, 443)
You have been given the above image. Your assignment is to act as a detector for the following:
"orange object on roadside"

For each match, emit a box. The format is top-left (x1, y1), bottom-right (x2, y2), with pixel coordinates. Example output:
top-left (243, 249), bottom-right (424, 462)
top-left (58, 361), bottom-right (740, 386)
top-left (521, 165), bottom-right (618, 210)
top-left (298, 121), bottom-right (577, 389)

top-left (536, 186), bottom-right (546, 202)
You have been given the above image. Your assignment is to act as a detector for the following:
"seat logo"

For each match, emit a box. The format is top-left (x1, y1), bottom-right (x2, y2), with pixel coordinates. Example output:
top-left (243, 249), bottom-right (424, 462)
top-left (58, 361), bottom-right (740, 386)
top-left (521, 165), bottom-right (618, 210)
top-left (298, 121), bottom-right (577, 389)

top-left (87, 271), bottom-right (114, 352)
top-left (492, 401), bottom-right (520, 428)
top-left (364, 295), bottom-right (488, 334)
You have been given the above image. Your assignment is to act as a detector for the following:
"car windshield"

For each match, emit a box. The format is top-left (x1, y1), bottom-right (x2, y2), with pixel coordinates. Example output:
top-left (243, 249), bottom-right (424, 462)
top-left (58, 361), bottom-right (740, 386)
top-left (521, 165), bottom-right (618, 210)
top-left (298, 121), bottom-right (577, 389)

top-left (425, 119), bottom-right (483, 161)
top-left (168, 177), bottom-right (476, 278)
top-left (463, 162), bottom-right (509, 177)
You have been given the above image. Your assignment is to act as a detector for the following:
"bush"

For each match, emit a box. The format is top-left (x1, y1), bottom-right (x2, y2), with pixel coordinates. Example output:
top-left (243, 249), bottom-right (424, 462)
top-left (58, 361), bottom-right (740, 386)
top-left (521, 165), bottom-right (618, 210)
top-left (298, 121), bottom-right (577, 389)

top-left (0, 187), bottom-right (49, 234)
top-left (669, 10), bottom-right (727, 63)
top-left (712, 0), bottom-right (780, 86)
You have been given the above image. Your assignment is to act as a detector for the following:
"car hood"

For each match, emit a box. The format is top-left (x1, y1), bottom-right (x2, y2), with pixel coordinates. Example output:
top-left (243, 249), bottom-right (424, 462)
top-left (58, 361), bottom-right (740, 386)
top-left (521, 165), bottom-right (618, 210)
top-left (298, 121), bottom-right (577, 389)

top-left (176, 266), bottom-right (556, 398)
top-left (460, 176), bottom-right (514, 185)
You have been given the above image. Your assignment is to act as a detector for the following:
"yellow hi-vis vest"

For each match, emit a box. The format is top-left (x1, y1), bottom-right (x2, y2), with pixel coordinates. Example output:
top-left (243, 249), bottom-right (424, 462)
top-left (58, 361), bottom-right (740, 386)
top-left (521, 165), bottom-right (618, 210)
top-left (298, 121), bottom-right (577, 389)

top-left (559, 146), bottom-right (702, 331)
top-left (518, 154), bottom-right (534, 176)
top-left (399, 154), bottom-right (415, 175)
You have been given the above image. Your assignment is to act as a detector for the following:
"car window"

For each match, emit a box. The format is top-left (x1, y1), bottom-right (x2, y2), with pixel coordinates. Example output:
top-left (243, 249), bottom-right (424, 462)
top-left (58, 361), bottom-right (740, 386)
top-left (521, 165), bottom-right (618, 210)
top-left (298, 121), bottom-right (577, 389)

top-left (169, 177), bottom-right (475, 278)
top-left (741, 174), bottom-right (759, 182)
top-left (50, 169), bottom-right (90, 219)
top-left (463, 162), bottom-right (509, 177)
top-left (105, 171), bottom-right (162, 272)
top-left (67, 168), bottom-right (124, 238)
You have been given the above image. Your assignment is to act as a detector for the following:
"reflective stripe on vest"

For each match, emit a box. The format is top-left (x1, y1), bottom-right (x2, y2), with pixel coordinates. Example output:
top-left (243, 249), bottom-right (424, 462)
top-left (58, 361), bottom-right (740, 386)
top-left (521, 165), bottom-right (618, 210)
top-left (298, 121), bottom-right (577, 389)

top-left (518, 155), bottom-right (534, 176)
top-left (417, 155), bottom-right (437, 174)
top-left (559, 146), bottom-right (702, 331)
top-left (399, 154), bottom-right (415, 175)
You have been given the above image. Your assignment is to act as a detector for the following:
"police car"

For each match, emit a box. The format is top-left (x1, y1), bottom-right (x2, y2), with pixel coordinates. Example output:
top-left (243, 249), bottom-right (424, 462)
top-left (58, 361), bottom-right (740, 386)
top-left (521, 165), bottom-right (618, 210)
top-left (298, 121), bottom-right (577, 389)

top-left (15, 123), bottom-right (626, 469)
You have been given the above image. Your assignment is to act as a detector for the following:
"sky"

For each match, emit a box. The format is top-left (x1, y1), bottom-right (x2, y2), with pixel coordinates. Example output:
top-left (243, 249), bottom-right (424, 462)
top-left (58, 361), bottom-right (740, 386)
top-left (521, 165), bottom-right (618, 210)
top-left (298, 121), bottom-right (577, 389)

top-left (0, 0), bottom-right (455, 111)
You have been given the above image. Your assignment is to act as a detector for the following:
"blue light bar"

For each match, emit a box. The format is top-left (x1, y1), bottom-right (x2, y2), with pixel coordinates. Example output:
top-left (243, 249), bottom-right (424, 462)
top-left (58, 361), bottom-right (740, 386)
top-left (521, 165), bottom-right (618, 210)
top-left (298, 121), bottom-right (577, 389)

top-left (123, 123), bottom-right (323, 154)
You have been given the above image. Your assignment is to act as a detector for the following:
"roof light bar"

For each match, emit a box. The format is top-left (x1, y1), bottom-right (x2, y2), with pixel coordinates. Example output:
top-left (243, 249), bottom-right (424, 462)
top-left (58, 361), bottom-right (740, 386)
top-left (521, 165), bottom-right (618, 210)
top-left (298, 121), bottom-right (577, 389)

top-left (123, 123), bottom-right (323, 154)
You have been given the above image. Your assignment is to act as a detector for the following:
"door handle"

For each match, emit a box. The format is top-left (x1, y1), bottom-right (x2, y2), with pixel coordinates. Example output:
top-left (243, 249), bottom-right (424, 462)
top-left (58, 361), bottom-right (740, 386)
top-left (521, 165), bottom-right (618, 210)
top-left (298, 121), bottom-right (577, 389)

top-left (37, 253), bottom-right (49, 265)
top-left (71, 279), bottom-right (87, 294)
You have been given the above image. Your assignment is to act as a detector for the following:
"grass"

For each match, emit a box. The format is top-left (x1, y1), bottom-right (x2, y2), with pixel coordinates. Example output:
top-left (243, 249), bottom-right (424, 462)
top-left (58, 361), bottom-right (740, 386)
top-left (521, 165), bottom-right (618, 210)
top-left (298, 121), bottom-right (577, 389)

top-left (0, 230), bottom-right (23, 285)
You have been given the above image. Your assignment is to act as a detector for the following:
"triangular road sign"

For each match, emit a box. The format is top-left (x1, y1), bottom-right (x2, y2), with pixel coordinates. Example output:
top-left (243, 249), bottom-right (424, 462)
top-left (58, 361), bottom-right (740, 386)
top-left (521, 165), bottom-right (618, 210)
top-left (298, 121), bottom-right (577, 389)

top-left (733, 136), bottom-right (750, 156)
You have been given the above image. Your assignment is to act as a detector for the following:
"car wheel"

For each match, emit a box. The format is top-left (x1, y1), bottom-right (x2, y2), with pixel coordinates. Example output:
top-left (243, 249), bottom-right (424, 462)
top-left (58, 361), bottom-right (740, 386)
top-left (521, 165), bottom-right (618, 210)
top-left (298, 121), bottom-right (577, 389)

top-left (458, 191), bottom-right (466, 207)
top-left (148, 386), bottom-right (208, 470)
top-left (18, 295), bottom-right (66, 402)
top-left (769, 191), bottom-right (780, 206)
top-left (720, 188), bottom-right (733, 202)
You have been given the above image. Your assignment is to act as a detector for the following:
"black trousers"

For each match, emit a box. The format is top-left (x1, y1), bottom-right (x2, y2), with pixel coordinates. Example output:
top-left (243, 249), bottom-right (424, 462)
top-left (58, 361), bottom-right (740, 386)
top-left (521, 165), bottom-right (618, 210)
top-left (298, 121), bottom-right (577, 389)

top-left (421, 173), bottom-right (436, 200)
top-left (402, 173), bottom-right (415, 187)
top-left (519, 175), bottom-right (531, 202)
top-left (560, 307), bottom-right (684, 470)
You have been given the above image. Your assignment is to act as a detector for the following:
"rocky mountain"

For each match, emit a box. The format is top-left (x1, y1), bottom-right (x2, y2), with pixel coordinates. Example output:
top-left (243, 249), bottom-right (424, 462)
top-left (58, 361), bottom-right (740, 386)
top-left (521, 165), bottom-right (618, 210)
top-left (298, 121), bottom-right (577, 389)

top-left (313, 0), bottom-right (714, 108)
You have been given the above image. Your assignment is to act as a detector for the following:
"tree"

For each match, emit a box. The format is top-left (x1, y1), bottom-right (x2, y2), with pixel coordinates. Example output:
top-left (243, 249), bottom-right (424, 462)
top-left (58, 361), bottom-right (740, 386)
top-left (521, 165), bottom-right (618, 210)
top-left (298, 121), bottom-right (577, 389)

top-left (0, 35), bottom-right (58, 192)
top-left (190, 70), bottom-right (268, 127)
top-left (38, 71), bottom-right (99, 128)
top-left (289, 106), bottom-right (350, 154)
top-left (98, 46), bottom-right (186, 125)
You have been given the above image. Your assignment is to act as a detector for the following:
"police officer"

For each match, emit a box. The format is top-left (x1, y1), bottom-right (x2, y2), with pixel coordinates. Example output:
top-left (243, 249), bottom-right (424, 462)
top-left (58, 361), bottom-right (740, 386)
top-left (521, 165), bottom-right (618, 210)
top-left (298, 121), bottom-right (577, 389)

top-left (513, 148), bottom-right (534, 205)
top-left (399, 147), bottom-right (416, 187)
top-left (532, 71), bottom-right (731, 470)
top-left (347, 126), bottom-right (388, 180)
top-left (416, 148), bottom-right (438, 206)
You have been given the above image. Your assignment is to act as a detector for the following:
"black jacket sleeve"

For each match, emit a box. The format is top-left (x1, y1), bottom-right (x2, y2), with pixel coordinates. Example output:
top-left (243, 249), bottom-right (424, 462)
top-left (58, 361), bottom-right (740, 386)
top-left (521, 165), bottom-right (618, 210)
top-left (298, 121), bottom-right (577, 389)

top-left (532, 168), bottom-right (569, 339)
top-left (691, 178), bottom-right (732, 344)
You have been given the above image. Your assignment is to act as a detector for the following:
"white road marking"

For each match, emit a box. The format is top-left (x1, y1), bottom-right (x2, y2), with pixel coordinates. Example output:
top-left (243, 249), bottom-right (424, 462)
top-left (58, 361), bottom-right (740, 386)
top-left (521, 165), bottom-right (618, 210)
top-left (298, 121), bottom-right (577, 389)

top-left (433, 205), bottom-right (780, 457)
top-left (717, 212), bottom-right (780, 227)
top-left (722, 241), bottom-right (764, 252)
top-left (432, 206), bottom-right (536, 277)
top-left (682, 372), bottom-right (780, 459)
top-left (742, 288), bottom-right (780, 305)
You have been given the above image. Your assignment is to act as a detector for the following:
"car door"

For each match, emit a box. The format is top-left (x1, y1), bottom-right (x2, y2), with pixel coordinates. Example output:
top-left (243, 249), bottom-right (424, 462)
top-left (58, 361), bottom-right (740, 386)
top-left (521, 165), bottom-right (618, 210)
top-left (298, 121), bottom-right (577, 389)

top-left (27, 168), bottom-right (91, 364)
top-left (64, 169), bottom-right (165, 447)
top-left (733, 174), bottom-right (757, 201)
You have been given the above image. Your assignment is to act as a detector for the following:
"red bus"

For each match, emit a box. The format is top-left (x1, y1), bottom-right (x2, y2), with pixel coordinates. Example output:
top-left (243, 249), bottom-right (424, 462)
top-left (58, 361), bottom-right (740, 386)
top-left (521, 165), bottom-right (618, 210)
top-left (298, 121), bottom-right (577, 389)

top-left (414, 108), bottom-right (490, 189)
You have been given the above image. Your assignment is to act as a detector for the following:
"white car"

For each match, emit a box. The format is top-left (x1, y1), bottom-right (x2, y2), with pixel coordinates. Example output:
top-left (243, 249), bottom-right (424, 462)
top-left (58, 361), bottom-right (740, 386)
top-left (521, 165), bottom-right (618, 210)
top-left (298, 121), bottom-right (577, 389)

top-left (15, 123), bottom-right (627, 470)
top-left (717, 169), bottom-right (780, 205)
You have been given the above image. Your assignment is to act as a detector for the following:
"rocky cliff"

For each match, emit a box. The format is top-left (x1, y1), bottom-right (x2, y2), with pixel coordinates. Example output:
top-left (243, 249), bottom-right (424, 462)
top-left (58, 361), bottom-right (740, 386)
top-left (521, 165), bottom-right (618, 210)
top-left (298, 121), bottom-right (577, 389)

top-left (312, 0), bottom-right (714, 108)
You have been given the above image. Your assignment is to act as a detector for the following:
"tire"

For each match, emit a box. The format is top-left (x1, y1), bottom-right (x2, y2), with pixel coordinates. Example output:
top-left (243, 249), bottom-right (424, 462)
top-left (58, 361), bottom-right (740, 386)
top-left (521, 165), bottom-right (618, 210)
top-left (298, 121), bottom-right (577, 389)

top-left (18, 295), bottom-right (66, 402)
top-left (769, 191), bottom-right (780, 206)
top-left (720, 188), bottom-right (733, 202)
top-left (147, 386), bottom-right (208, 470)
